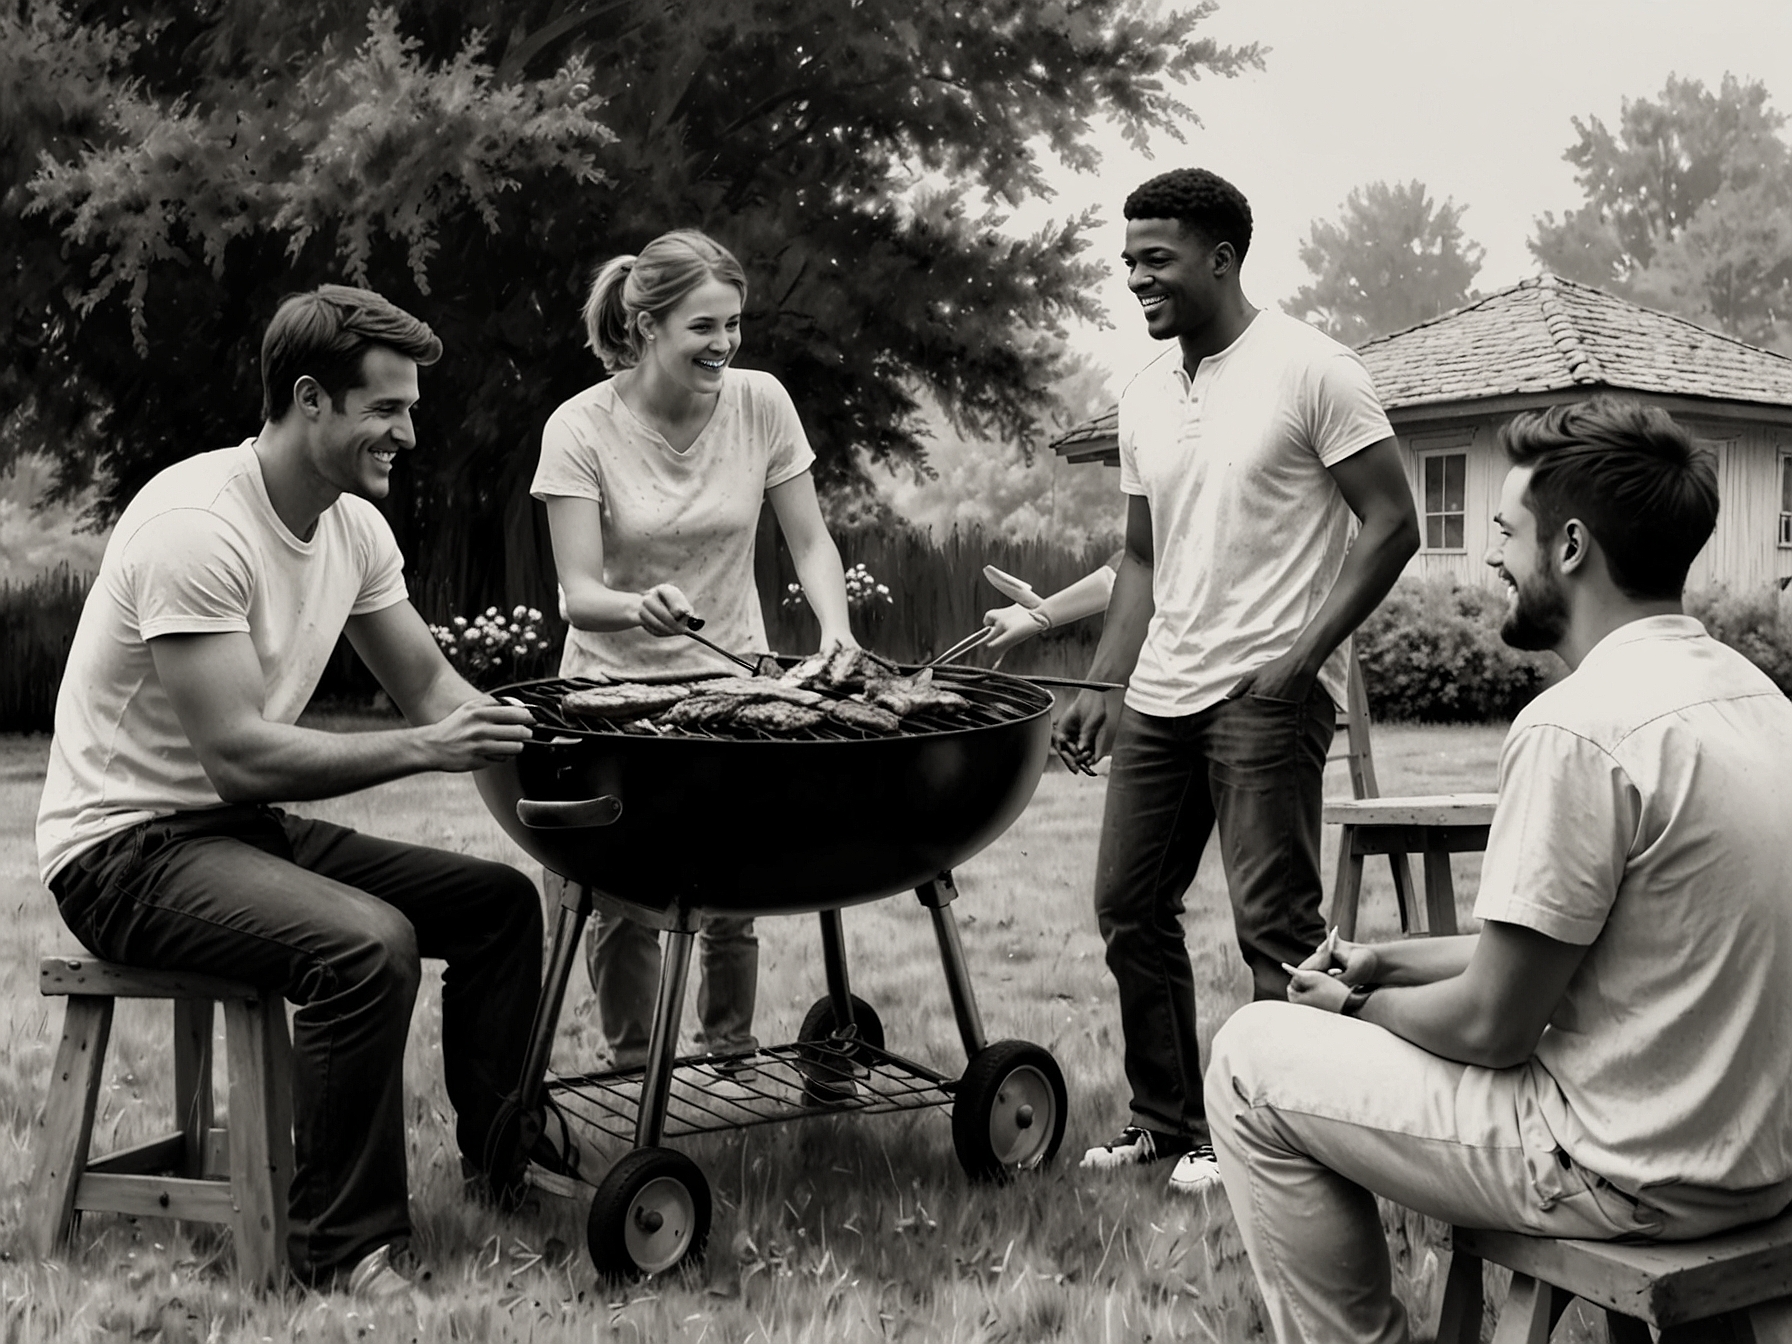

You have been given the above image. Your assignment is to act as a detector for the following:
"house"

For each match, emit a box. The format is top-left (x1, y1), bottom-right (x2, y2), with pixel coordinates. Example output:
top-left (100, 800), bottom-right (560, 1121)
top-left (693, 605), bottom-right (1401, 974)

top-left (1050, 274), bottom-right (1792, 594)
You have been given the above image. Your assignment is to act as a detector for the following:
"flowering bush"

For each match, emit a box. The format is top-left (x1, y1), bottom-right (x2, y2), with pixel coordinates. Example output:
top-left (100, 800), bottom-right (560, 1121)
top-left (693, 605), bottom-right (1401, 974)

top-left (428, 605), bottom-right (555, 687)
top-left (782, 562), bottom-right (893, 612)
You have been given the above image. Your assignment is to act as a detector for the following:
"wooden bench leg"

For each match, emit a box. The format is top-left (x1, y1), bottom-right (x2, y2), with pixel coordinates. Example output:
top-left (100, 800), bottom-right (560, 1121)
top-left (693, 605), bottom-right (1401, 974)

top-left (1437, 1248), bottom-right (1486, 1344)
top-left (1331, 826), bottom-right (1365, 940)
top-left (222, 994), bottom-right (292, 1288)
top-left (1388, 852), bottom-right (1419, 933)
top-left (1491, 1272), bottom-right (1559, 1344)
top-left (27, 996), bottom-right (114, 1257)
top-left (1423, 849), bottom-right (1460, 935)
top-left (173, 998), bottom-right (214, 1178)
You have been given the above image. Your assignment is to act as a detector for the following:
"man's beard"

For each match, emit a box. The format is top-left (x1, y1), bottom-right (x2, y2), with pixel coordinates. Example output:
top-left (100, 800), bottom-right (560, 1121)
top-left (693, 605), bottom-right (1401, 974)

top-left (1500, 568), bottom-right (1569, 652)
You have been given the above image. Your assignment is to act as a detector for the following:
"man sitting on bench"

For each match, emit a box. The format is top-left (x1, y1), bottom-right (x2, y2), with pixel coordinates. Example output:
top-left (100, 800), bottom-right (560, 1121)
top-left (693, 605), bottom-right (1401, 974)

top-left (1205, 396), bottom-right (1792, 1344)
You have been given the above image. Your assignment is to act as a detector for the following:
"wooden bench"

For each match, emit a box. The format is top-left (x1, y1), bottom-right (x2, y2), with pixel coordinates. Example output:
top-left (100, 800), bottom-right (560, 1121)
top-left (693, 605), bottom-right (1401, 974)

top-left (1437, 1209), bottom-right (1792, 1342)
top-left (27, 955), bottom-right (294, 1287)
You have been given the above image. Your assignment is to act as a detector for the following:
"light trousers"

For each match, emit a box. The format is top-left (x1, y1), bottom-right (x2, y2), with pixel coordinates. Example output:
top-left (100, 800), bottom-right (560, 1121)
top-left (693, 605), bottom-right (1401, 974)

top-left (1205, 1001), bottom-right (1792, 1344)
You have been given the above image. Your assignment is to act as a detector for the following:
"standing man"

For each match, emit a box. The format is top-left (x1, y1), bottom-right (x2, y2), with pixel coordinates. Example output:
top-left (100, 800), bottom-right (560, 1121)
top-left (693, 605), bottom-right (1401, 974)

top-left (38, 285), bottom-right (548, 1298)
top-left (1059, 169), bottom-right (1419, 1194)
top-left (1206, 398), bottom-right (1792, 1344)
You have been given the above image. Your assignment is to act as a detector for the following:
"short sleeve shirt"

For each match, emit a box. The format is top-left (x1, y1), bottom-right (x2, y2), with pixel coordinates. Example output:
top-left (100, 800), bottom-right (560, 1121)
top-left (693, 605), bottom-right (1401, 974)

top-left (1475, 616), bottom-right (1792, 1192)
top-left (531, 368), bottom-right (814, 680)
top-left (1118, 311), bottom-right (1393, 716)
top-left (37, 443), bottom-right (407, 881)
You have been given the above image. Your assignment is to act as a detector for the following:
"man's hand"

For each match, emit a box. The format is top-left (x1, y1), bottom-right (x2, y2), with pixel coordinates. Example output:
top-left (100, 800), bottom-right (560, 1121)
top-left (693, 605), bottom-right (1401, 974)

top-left (1297, 929), bottom-right (1381, 985)
top-left (1284, 965), bottom-right (1353, 1012)
top-left (1226, 649), bottom-right (1317, 704)
top-left (636, 583), bottom-right (695, 637)
top-left (417, 699), bottom-right (536, 771)
top-left (1052, 689), bottom-right (1107, 775)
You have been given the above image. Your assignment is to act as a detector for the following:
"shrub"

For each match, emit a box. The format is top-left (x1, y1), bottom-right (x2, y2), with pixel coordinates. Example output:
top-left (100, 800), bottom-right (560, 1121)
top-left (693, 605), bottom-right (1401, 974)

top-left (427, 605), bottom-right (556, 689)
top-left (1684, 585), bottom-right (1792, 695)
top-left (1355, 578), bottom-right (1556, 723)
top-left (0, 564), bottom-right (90, 733)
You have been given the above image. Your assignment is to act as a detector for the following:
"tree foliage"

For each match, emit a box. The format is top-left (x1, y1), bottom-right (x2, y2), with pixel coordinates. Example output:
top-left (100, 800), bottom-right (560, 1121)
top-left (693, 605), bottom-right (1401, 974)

top-left (1, 0), bottom-right (1260, 612)
top-left (1530, 74), bottom-right (1792, 351)
top-left (1284, 180), bottom-right (1484, 347)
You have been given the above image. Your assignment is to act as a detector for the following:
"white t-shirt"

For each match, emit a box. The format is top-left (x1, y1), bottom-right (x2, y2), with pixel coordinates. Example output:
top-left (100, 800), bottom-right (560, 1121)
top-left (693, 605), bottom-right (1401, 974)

top-left (36, 443), bottom-right (408, 883)
top-left (1475, 616), bottom-right (1792, 1193)
top-left (1118, 310), bottom-right (1393, 716)
top-left (531, 368), bottom-right (815, 680)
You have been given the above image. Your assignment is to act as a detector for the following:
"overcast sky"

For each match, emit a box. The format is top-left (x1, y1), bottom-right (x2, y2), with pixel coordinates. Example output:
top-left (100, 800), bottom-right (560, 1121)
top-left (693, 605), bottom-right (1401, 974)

top-left (1016, 0), bottom-right (1792, 393)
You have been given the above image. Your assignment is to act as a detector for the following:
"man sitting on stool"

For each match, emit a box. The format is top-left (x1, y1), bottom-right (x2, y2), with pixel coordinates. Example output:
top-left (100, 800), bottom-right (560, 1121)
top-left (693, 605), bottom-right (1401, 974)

top-left (37, 285), bottom-right (550, 1300)
top-left (1206, 396), bottom-right (1792, 1344)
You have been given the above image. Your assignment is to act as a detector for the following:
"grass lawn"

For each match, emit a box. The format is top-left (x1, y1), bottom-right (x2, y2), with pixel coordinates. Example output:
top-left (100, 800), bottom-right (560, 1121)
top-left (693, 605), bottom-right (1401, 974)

top-left (0, 721), bottom-right (1614, 1342)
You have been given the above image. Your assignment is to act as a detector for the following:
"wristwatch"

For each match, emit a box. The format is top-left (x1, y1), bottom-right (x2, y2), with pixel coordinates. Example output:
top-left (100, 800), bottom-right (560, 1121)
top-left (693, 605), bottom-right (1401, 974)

top-left (1340, 983), bottom-right (1381, 1017)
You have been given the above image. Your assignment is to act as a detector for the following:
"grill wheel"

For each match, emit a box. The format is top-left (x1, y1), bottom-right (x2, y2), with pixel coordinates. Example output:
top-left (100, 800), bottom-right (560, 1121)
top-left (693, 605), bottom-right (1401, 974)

top-left (586, 1146), bottom-right (712, 1280)
top-left (952, 1040), bottom-right (1069, 1181)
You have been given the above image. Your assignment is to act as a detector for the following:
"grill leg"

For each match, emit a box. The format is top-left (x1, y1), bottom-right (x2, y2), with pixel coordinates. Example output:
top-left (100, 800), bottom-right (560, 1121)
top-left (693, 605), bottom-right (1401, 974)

top-left (513, 880), bottom-right (595, 1115)
top-left (917, 873), bottom-right (987, 1061)
top-left (817, 909), bottom-right (854, 1025)
top-left (635, 925), bottom-right (695, 1149)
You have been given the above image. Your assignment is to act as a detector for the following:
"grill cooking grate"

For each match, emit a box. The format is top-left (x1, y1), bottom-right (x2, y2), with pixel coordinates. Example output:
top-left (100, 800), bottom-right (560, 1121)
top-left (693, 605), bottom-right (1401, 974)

top-left (498, 670), bottom-right (1049, 742)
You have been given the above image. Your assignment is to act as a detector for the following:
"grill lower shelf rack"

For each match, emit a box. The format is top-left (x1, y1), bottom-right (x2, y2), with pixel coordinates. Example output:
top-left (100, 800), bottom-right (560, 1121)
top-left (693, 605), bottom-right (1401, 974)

top-left (546, 1040), bottom-right (957, 1145)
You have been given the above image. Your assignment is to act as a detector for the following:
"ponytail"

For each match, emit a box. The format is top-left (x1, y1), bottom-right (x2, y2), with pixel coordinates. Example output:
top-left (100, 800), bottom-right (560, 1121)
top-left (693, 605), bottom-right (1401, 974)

top-left (584, 255), bottom-right (640, 372)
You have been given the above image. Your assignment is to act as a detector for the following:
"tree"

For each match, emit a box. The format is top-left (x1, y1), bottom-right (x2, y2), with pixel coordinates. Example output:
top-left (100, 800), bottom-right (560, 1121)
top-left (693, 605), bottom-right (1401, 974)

top-left (1, 0), bottom-right (1261, 613)
top-left (1284, 180), bottom-right (1484, 346)
top-left (1530, 74), bottom-right (1792, 350)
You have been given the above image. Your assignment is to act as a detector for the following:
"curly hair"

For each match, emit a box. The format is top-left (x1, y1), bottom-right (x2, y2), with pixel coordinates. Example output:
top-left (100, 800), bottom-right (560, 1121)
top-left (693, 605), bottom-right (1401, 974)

top-left (583, 230), bottom-right (748, 372)
top-left (261, 285), bottom-right (441, 422)
top-left (1123, 169), bottom-right (1253, 260)
top-left (1501, 396), bottom-right (1719, 600)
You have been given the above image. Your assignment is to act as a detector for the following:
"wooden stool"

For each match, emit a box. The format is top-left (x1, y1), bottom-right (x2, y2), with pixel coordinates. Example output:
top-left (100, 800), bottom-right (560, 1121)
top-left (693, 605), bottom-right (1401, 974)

top-left (1437, 1210), bottom-right (1792, 1342)
top-left (27, 954), bottom-right (295, 1288)
top-left (1324, 793), bottom-right (1498, 938)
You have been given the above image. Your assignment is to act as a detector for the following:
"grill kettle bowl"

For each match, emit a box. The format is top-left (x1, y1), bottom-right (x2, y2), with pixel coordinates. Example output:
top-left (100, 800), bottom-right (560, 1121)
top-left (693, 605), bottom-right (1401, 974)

top-left (476, 675), bottom-right (1052, 923)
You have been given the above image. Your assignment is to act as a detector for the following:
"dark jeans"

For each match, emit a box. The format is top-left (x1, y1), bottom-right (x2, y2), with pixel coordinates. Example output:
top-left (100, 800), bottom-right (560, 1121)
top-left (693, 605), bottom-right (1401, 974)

top-left (1093, 688), bottom-right (1334, 1141)
top-left (49, 804), bottom-right (543, 1280)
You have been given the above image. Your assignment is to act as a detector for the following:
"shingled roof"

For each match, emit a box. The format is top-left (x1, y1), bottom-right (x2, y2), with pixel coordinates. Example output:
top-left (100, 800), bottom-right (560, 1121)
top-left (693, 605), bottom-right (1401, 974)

top-left (1356, 273), bottom-right (1792, 410)
top-left (1050, 274), bottom-right (1792, 460)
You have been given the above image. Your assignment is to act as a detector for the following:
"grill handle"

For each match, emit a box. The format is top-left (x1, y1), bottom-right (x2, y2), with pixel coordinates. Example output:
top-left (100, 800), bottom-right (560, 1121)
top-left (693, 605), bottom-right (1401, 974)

top-left (516, 796), bottom-right (624, 829)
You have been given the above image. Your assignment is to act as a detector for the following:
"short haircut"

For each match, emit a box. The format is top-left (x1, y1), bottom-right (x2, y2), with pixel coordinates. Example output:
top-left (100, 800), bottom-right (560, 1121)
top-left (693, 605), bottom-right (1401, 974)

top-left (1123, 168), bottom-right (1253, 261)
top-left (582, 229), bottom-right (748, 372)
top-left (261, 284), bottom-right (441, 421)
top-left (1500, 396), bottom-right (1718, 600)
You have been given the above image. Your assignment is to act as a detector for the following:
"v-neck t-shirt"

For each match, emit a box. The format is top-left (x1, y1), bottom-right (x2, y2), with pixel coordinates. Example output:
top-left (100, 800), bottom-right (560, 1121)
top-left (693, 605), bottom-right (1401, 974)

top-left (1117, 310), bottom-right (1393, 717)
top-left (36, 441), bottom-right (408, 881)
top-left (531, 368), bottom-right (815, 680)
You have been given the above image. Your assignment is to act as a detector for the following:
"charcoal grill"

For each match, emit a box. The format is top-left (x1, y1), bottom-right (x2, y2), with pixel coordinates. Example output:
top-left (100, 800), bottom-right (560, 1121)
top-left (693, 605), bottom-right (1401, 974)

top-left (480, 664), bottom-right (1069, 1279)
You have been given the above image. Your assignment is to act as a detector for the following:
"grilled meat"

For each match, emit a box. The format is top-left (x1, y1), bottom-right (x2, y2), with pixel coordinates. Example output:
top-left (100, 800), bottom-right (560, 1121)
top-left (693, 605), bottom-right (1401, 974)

top-left (660, 694), bottom-right (744, 729)
top-left (821, 645), bottom-right (873, 690)
top-left (562, 682), bottom-right (694, 721)
top-left (779, 651), bottom-right (832, 686)
top-left (686, 677), bottom-right (825, 707)
top-left (732, 701), bottom-right (826, 732)
top-left (863, 673), bottom-right (971, 718)
top-left (826, 700), bottom-right (902, 734)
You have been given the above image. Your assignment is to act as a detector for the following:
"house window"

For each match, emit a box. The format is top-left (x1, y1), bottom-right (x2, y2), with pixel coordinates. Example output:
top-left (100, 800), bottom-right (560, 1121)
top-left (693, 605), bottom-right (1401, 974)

top-left (1781, 453), bottom-right (1792, 548)
top-left (1421, 451), bottom-right (1467, 551)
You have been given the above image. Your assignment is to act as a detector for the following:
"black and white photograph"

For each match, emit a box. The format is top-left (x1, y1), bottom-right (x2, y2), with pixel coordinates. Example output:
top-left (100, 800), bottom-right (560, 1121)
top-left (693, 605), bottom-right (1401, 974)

top-left (5, 1), bottom-right (1792, 1339)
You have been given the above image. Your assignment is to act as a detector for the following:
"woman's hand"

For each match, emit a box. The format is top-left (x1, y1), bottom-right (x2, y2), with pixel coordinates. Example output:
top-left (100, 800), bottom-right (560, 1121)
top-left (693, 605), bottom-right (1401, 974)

top-left (636, 583), bottom-right (694, 637)
top-left (819, 629), bottom-right (861, 653)
top-left (982, 604), bottom-right (1048, 659)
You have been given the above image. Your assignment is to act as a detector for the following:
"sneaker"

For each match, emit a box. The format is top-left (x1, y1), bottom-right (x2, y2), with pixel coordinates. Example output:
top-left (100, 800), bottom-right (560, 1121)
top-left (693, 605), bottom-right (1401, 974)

top-left (1167, 1144), bottom-right (1224, 1196)
top-left (1080, 1126), bottom-right (1194, 1170)
top-left (343, 1241), bottom-right (431, 1305)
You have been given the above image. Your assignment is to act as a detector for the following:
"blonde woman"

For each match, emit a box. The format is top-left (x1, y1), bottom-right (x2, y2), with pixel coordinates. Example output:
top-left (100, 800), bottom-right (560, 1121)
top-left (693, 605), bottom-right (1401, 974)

top-left (532, 229), bottom-right (855, 1073)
